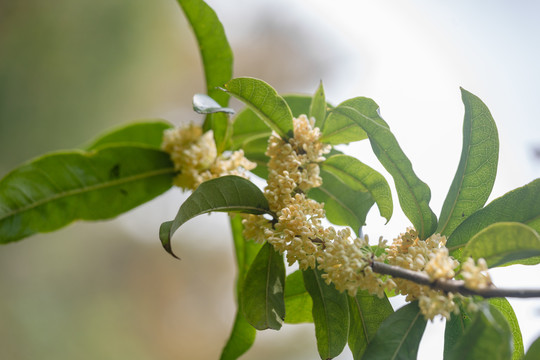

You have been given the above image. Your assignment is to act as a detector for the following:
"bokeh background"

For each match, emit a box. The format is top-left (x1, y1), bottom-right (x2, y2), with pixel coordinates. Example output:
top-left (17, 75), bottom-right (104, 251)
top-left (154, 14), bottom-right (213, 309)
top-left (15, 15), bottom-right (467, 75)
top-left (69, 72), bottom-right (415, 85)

top-left (1, 0), bottom-right (539, 359)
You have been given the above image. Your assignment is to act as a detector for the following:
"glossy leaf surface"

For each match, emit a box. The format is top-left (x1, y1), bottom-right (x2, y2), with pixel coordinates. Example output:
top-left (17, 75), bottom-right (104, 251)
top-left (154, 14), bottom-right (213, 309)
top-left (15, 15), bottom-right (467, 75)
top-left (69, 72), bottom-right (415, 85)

top-left (284, 270), bottom-right (313, 324)
top-left (437, 88), bottom-right (499, 236)
top-left (193, 93), bottom-right (235, 114)
top-left (86, 120), bottom-right (173, 150)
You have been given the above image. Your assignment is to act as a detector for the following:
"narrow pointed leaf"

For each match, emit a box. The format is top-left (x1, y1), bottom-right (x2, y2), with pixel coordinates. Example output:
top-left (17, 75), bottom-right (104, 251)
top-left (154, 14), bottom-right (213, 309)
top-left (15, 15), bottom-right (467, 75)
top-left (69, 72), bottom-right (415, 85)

top-left (85, 120), bottom-right (173, 150)
top-left (362, 301), bottom-right (426, 360)
top-left (303, 266), bottom-right (349, 359)
top-left (284, 270), bottom-right (313, 324)
top-left (437, 88), bottom-right (499, 236)
top-left (523, 336), bottom-right (540, 360)
top-left (0, 146), bottom-right (175, 244)
top-left (321, 154), bottom-right (393, 223)
top-left (241, 242), bottom-right (286, 330)
top-left (224, 77), bottom-right (293, 140)
top-left (463, 222), bottom-right (540, 267)
top-left (332, 103), bottom-right (437, 238)
top-left (489, 298), bottom-right (524, 360)
top-left (310, 81), bottom-right (327, 128)
top-left (348, 292), bottom-right (394, 360)
top-left (321, 97), bottom-right (385, 145)
top-left (447, 179), bottom-right (540, 258)
top-left (193, 93), bottom-right (235, 114)
top-left (159, 175), bottom-right (273, 258)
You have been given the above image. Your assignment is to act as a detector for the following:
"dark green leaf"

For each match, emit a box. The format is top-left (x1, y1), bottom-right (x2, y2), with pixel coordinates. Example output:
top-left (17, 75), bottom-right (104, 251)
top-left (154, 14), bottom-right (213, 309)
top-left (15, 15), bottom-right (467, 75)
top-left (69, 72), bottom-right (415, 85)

top-left (332, 103), bottom-right (437, 239)
top-left (523, 336), bottom-right (540, 360)
top-left (303, 266), bottom-right (349, 359)
top-left (444, 305), bottom-right (473, 358)
top-left (447, 305), bottom-right (512, 360)
top-left (489, 298), bottom-right (524, 360)
top-left (362, 301), bottom-right (426, 360)
top-left (447, 179), bottom-right (540, 259)
top-left (321, 154), bottom-right (393, 223)
top-left (321, 97), bottom-right (385, 145)
top-left (85, 120), bottom-right (173, 150)
top-left (437, 88), bottom-right (499, 236)
top-left (224, 77), bottom-right (294, 140)
top-left (310, 81), bottom-right (327, 128)
top-left (193, 93), bottom-right (235, 114)
top-left (462, 222), bottom-right (540, 267)
top-left (0, 146), bottom-right (175, 244)
top-left (242, 242), bottom-right (286, 330)
top-left (220, 311), bottom-right (256, 360)
top-left (159, 175), bottom-right (274, 258)
top-left (348, 292), bottom-right (394, 360)
top-left (284, 270), bottom-right (313, 324)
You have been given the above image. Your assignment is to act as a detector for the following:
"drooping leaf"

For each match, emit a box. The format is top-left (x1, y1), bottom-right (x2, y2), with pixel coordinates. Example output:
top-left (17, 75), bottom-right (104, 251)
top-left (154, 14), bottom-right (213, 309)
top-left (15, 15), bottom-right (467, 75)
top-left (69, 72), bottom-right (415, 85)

top-left (332, 103), bottom-right (437, 239)
top-left (362, 301), bottom-right (426, 360)
top-left (159, 175), bottom-right (274, 258)
top-left (85, 120), bottom-right (174, 150)
top-left (220, 310), bottom-right (256, 360)
top-left (523, 336), bottom-right (540, 360)
top-left (444, 305), bottom-right (473, 358)
top-left (193, 93), bottom-right (235, 115)
top-left (462, 222), bottom-right (540, 267)
top-left (437, 88), bottom-right (499, 236)
top-left (321, 97), bottom-right (385, 145)
top-left (348, 291), bottom-right (394, 360)
top-left (0, 146), bottom-right (175, 244)
top-left (224, 77), bottom-right (294, 140)
top-left (241, 242), bottom-right (286, 330)
top-left (321, 154), bottom-right (393, 223)
top-left (489, 298), bottom-right (524, 360)
top-left (178, 0), bottom-right (233, 152)
top-left (447, 305), bottom-right (512, 360)
top-left (303, 266), bottom-right (349, 359)
top-left (284, 270), bottom-right (313, 324)
top-left (308, 169), bottom-right (375, 236)
top-left (310, 81), bottom-right (327, 128)
top-left (447, 179), bottom-right (540, 259)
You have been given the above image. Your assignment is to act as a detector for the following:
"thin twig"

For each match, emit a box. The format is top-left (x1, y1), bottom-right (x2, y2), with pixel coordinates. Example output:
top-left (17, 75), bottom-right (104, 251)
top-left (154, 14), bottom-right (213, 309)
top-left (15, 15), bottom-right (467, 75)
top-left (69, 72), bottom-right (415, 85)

top-left (371, 261), bottom-right (540, 298)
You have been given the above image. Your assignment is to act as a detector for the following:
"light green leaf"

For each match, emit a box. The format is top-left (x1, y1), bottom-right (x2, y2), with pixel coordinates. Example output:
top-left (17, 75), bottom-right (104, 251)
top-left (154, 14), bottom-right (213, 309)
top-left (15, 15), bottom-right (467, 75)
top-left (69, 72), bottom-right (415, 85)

top-left (463, 222), bottom-right (540, 267)
top-left (444, 306), bottom-right (473, 358)
top-left (437, 88), bottom-right (499, 236)
top-left (0, 146), bottom-right (175, 244)
top-left (348, 291), bottom-right (394, 360)
top-left (284, 270), bottom-right (313, 324)
top-left (159, 175), bottom-right (274, 258)
top-left (310, 81), bottom-right (327, 129)
top-left (447, 179), bottom-right (540, 258)
top-left (85, 120), bottom-right (173, 150)
top-left (321, 97), bottom-right (385, 145)
top-left (362, 301), bottom-right (426, 360)
top-left (332, 103), bottom-right (437, 239)
top-left (193, 93), bottom-right (235, 115)
top-left (224, 77), bottom-right (294, 140)
top-left (523, 336), bottom-right (540, 360)
top-left (321, 154), bottom-right (393, 223)
top-left (489, 298), bottom-right (524, 360)
top-left (303, 266), bottom-right (349, 359)
top-left (242, 242), bottom-right (286, 330)
top-left (178, 0), bottom-right (233, 152)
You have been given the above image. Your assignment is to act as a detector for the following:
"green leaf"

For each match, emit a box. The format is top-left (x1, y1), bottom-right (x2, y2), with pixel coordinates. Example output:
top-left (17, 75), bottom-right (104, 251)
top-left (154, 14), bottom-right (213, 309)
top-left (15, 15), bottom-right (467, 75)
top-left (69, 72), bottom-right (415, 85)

top-left (85, 120), bottom-right (174, 150)
top-left (224, 77), bottom-right (294, 140)
top-left (302, 266), bottom-right (349, 359)
top-left (284, 270), bottom-right (313, 324)
top-left (321, 154), bottom-right (393, 223)
top-left (0, 146), bottom-right (175, 244)
top-left (321, 97), bottom-right (385, 145)
top-left (159, 175), bottom-right (274, 258)
top-left (444, 306), bottom-right (473, 358)
top-left (193, 93), bottom-right (235, 115)
top-left (462, 222), bottom-right (540, 267)
top-left (310, 81), bottom-right (327, 128)
top-left (220, 311), bottom-right (256, 360)
top-left (447, 305), bottom-right (512, 360)
top-left (447, 179), bottom-right (540, 258)
top-left (332, 103), bottom-right (437, 239)
top-left (437, 88), bottom-right (499, 236)
top-left (308, 168), bottom-right (375, 236)
top-left (523, 336), bottom-right (540, 360)
top-left (241, 242), bottom-right (286, 330)
top-left (489, 298), bottom-right (524, 360)
top-left (348, 292), bottom-right (394, 360)
top-left (362, 301), bottom-right (426, 360)
top-left (178, 0), bottom-right (233, 152)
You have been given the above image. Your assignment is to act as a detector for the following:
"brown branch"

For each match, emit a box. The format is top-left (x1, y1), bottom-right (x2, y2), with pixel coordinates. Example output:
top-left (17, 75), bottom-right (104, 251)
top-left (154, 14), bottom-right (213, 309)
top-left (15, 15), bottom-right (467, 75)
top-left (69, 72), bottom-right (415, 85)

top-left (371, 260), bottom-right (540, 298)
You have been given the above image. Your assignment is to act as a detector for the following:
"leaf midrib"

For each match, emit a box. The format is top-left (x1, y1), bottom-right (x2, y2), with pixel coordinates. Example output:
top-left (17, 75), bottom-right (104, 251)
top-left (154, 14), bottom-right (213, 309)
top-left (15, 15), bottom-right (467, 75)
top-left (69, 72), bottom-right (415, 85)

top-left (390, 310), bottom-right (422, 360)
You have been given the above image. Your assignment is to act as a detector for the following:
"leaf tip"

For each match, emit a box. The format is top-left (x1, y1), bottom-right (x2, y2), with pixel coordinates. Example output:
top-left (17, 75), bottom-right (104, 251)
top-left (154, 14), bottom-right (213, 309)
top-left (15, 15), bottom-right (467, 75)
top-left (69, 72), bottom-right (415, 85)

top-left (159, 220), bottom-right (182, 260)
